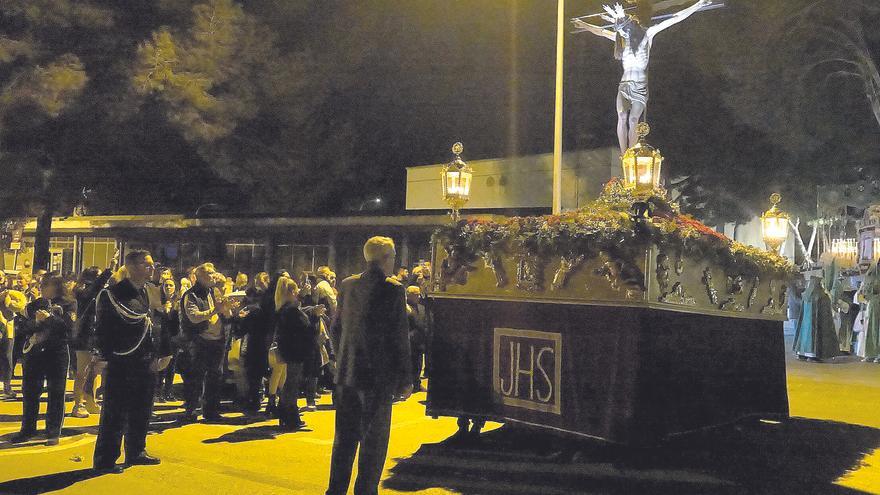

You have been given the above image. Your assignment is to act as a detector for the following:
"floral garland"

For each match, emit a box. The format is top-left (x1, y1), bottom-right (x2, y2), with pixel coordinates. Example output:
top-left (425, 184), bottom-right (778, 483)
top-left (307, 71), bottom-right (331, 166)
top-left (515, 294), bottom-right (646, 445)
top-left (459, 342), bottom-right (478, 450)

top-left (434, 179), bottom-right (797, 279)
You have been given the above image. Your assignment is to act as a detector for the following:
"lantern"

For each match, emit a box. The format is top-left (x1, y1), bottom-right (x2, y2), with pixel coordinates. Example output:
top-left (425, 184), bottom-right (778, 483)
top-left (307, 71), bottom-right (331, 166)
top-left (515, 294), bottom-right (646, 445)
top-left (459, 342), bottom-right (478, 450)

top-left (441, 142), bottom-right (472, 221)
top-left (621, 122), bottom-right (663, 195)
top-left (761, 193), bottom-right (789, 253)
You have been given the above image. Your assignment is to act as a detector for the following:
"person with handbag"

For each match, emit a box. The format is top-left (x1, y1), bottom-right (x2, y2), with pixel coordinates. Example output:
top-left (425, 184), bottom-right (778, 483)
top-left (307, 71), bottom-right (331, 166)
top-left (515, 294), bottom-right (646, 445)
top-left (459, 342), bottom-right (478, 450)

top-left (13, 274), bottom-right (77, 446)
top-left (154, 276), bottom-right (181, 401)
top-left (0, 289), bottom-right (27, 399)
top-left (273, 276), bottom-right (324, 430)
top-left (71, 260), bottom-right (116, 419)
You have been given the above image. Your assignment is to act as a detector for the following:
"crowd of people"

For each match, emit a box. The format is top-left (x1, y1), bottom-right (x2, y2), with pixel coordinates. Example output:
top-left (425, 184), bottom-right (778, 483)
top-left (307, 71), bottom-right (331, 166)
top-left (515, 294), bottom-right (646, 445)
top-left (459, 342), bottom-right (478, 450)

top-left (0, 237), bottom-right (434, 493)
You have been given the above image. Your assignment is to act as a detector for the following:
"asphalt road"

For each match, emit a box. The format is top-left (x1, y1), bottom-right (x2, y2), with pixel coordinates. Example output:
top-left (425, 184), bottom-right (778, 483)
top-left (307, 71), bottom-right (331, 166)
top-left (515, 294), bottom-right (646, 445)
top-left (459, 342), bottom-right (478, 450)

top-left (0, 345), bottom-right (879, 495)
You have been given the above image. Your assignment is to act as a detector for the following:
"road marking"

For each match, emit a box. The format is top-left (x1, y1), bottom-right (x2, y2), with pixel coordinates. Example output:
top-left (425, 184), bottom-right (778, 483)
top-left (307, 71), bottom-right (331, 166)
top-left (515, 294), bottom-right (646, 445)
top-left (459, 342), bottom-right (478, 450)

top-left (0, 436), bottom-right (95, 456)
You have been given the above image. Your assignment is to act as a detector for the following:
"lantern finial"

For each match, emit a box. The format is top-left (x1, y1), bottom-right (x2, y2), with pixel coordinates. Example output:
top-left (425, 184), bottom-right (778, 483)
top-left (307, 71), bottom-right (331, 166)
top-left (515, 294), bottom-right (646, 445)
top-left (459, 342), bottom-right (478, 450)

top-left (769, 193), bottom-right (781, 207)
top-left (452, 142), bottom-right (463, 155)
top-left (636, 122), bottom-right (650, 140)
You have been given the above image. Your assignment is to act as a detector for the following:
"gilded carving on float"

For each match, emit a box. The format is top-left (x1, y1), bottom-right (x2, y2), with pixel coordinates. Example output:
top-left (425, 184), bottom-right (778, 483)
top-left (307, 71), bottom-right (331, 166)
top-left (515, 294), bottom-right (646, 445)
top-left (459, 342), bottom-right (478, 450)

top-left (747, 277), bottom-right (760, 308)
top-left (660, 282), bottom-right (696, 306)
top-left (656, 252), bottom-right (671, 295)
top-left (778, 284), bottom-right (788, 310)
top-left (482, 252), bottom-right (508, 288)
top-left (727, 275), bottom-right (744, 295)
top-left (438, 247), bottom-right (475, 291)
top-left (702, 268), bottom-right (719, 305)
top-left (674, 253), bottom-right (684, 276)
top-left (721, 297), bottom-right (744, 312)
top-left (551, 254), bottom-right (585, 291)
top-left (595, 252), bottom-right (645, 293)
top-left (516, 256), bottom-right (543, 292)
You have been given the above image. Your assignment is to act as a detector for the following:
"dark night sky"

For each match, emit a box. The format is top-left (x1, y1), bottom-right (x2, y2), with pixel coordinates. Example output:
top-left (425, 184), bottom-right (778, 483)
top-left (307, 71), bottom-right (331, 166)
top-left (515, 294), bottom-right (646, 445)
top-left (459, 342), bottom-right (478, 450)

top-left (265, 0), bottom-right (879, 220)
top-left (2, 0), bottom-right (878, 221)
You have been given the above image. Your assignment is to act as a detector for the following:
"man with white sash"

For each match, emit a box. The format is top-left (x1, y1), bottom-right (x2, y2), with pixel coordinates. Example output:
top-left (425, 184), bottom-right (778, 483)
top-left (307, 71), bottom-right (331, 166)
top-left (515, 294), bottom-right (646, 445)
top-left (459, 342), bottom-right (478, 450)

top-left (93, 250), bottom-right (161, 474)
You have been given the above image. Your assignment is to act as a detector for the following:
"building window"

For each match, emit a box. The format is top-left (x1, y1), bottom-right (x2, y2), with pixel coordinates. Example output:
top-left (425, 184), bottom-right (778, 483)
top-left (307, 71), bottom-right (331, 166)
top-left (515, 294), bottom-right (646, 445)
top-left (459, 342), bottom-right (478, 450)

top-left (81, 237), bottom-right (116, 270)
top-left (225, 240), bottom-right (266, 276)
top-left (275, 244), bottom-right (329, 276)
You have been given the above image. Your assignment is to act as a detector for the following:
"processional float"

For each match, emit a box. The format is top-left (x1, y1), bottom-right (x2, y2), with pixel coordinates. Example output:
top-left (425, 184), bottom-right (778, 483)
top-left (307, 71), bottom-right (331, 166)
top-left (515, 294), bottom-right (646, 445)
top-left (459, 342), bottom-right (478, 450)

top-left (425, 0), bottom-right (792, 445)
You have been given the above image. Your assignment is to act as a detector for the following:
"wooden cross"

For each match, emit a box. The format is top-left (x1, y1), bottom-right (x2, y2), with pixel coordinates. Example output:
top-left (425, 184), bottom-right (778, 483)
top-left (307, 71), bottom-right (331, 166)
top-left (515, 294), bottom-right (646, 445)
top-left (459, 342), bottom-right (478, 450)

top-left (571, 0), bottom-right (724, 32)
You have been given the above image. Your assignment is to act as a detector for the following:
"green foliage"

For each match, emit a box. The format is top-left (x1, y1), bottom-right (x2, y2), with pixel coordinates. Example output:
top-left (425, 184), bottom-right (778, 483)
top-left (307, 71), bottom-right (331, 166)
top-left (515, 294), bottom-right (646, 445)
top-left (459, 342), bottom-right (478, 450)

top-left (435, 182), bottom-right (797, 280)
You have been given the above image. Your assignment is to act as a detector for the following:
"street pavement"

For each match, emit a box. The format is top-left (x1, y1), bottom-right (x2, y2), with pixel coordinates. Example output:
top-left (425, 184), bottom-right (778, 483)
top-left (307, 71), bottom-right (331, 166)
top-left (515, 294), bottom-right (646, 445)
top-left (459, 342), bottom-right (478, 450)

top-left (0, 344), bottom-right (879, 495)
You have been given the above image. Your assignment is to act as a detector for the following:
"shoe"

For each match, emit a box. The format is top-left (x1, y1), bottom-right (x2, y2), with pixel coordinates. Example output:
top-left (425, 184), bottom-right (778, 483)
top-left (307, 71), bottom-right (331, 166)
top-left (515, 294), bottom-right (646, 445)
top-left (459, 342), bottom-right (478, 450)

top-left (93, 465), bottom-right (125, 475)
top-left (84, 400), bottom-right (101, 415)
top-left (46, 436), bottom-right (60, 446)
top-left (154, 395), bottom-right (166, 404)
top-left (126, 453), bottom-right (161, 466)
top-left (265, 395), bottom-right (277, 416)
top-left (163, 393), bottom-right (176, 402)
top-left (70, 405), bottom-right (89, 418)
top-left (303, 404), bottom-right (316, 412)
top-left (10, 430), bottom-right (36, 443)
top-left (179, 411), bottom-right (198, 423)
top-left (279, 420), bottom-right (306, 432)
top-left (202, 413), bottom-right (223, 422)
top-left (3, 389), bottom-right (16, 400)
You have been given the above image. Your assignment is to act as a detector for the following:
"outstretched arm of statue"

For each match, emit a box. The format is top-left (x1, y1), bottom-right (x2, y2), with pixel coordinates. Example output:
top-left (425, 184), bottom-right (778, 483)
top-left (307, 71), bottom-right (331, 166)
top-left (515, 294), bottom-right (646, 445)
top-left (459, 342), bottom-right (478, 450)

top-left (647, 0), bottom-right (711, 37)
top-left (572, 19), bottom-right (615, 41)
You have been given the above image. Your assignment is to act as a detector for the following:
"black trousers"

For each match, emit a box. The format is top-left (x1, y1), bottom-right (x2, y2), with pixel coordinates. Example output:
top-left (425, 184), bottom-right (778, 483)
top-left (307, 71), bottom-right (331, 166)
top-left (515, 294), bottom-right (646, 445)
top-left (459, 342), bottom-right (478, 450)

top-left (278, 361), bottom-right (303, 426)
top-left (326, 385), bottom-right (394, 495)
top-left (411, 349), bottom-right (424, 388)
top-left (21, 345), bottom-right (69, 436)
top-left (243, 347), bottom-right (269, 412)
top-left (0, 337), bottom-right (13, 386)
top-left (93, 356), bottom-right (154, 467)
top-left (184, 338), bottom-right (225, 416)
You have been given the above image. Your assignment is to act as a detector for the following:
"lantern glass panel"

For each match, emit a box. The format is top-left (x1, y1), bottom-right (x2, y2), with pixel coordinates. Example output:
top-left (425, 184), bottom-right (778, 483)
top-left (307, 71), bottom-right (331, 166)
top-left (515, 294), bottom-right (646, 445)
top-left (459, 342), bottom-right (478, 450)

top-left (459, 172), bottom-right (471, 197)
top-left (636, 156), bottom-right (653, 185)
top-left (763, 217), bottom-right (787, 241)
top-left (446, 170), bottom-right (461, 197)
top-left (622, 157), bottom-right (636, 187)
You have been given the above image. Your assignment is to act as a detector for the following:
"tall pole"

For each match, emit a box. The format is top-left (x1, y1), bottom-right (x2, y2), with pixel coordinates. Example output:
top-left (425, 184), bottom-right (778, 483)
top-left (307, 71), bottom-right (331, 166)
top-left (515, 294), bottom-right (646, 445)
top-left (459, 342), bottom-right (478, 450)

top-left (552, 0), bottom-right (564, 215)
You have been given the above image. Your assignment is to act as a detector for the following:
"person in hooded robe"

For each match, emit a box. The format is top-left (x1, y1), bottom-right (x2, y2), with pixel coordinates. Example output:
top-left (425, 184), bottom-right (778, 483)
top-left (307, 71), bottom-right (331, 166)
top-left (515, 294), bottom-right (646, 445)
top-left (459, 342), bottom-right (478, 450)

top-left (793, 267), bottom-right (840, 362)
top-left (855, 261), bottom-right (880, 362)
top-left (830, 272), bottom-right (857, 353)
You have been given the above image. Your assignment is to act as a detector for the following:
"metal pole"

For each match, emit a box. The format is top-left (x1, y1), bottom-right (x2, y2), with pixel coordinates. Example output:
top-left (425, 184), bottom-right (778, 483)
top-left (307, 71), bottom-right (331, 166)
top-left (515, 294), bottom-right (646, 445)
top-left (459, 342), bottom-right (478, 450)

top-left (552, 0), bottom-right (564, 215)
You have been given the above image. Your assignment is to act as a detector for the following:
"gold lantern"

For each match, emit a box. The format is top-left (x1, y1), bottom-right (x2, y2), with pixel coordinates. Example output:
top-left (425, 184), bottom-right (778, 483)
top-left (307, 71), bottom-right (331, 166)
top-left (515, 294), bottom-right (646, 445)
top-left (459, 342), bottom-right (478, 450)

top-left (621, 122), bottom-right (663, 195)
top-left (761, 193), bottom-right (789, 253)
top-left (441, 142), bottom-right (472, 221)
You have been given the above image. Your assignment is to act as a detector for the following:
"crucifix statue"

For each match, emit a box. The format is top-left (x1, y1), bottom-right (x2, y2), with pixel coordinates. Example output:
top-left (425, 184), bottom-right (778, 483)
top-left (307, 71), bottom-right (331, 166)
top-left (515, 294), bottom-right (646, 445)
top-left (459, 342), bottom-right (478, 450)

top-left (573, 0), bottom-right (714, 154)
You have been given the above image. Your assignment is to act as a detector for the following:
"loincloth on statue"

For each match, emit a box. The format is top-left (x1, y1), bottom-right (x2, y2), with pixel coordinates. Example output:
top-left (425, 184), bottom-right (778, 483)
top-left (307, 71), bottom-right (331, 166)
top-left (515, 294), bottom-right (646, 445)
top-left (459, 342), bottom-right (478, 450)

top-left (618, 80), bottom-right (649, 108)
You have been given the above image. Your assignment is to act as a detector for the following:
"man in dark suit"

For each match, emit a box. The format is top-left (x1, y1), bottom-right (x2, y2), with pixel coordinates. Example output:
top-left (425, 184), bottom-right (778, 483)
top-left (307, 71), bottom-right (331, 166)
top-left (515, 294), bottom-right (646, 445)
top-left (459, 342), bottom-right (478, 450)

top-left (326, 236), bottom-right (411, 495)
top-left (93, 250), bottom-right (161, 474)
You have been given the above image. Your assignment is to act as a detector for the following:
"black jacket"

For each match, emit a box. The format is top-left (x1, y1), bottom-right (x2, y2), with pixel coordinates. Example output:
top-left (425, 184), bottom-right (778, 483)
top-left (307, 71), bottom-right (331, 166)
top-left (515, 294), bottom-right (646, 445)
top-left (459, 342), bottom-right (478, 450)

top-left (95, 279), bottom-right (155, 361)
top-left (275, 303), bottom-right (320, 364)
top-left (22, 297), bottom-right (77, 353)
top-left (180, 283), bottom-right (212, 339)
top-left (331, 265), bottom-right (410, 391)
top-left (73, 269), bottom-right (113, 351)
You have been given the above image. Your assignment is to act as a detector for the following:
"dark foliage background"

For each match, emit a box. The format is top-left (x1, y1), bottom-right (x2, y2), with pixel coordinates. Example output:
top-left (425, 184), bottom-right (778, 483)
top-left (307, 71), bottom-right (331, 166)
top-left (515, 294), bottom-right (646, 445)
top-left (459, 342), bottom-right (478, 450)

top-left (1, 0), bottom-right (878, 228)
